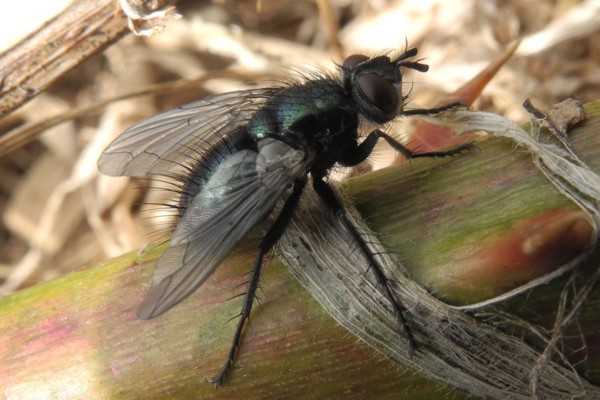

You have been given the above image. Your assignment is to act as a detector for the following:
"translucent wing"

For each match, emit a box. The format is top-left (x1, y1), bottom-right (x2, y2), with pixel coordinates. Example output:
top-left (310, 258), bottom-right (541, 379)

top-left (137, 139), bottom-right (311, 319)
top-left (97, 88), bottom-right (276, 177)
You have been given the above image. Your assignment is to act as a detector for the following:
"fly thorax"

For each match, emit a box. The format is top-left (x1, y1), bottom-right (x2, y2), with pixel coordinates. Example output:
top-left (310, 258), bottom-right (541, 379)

top-left (247, 92), bottom-right (325, 141)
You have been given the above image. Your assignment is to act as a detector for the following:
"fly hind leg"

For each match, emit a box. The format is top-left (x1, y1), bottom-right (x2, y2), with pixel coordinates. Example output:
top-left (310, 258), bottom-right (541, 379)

top-left (312, 177), bottom-right (418, 355)
top-left (208, 178), bottom-right (306, 386)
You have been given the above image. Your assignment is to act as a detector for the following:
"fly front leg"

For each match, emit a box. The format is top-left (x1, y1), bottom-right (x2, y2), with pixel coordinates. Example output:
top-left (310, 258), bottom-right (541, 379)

top-left (375, 130), bottom-right (477, 160)
top-left (402, 101), bottom-right (463, 116)
top-left (340, 121), bottom-right (475, 168)
top-left (398, 103), bottom-right (477, 158)
top-left (340, 129), bottom-right (475, 165)
top-left (311, 177), bottom-right (418, 355)
top-left (209, 178), bottom-right (307, 386)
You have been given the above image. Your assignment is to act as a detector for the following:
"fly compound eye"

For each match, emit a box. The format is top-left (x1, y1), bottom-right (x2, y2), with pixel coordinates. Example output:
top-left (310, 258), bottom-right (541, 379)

top-left (342, 54), bottom-right (369, 69)
top-left (356, 72), bottom-right (398, 115)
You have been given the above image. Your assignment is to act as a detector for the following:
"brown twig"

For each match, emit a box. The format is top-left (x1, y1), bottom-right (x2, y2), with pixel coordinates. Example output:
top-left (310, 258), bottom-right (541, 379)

top-left (0, 0), bottom-right (178, 119)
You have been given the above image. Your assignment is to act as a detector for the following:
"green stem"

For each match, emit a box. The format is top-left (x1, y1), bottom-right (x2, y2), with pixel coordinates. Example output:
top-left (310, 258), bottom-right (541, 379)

top-left (1, 101), bottom-right (599, 399)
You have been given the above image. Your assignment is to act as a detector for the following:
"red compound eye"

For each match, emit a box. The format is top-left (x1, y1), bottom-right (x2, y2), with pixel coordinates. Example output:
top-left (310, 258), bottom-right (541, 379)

top-left (356, 72), bottom-right (398, 114)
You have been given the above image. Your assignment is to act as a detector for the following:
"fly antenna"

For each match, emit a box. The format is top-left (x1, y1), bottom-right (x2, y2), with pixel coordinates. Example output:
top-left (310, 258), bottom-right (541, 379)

top-left (394, 48), bottom-right (429, 73)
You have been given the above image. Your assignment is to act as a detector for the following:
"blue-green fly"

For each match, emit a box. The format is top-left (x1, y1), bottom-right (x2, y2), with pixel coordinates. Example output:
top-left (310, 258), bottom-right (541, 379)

top-left (98, 48), bottom-right (472, 385)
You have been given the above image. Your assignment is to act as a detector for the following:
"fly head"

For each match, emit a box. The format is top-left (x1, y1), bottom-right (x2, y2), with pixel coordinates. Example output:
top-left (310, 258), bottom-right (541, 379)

top-left (341, 48), bottom-right (429, 124)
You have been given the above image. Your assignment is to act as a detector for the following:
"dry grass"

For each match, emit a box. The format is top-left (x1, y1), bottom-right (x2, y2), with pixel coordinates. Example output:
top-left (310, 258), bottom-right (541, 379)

top-left (0, 0), bottom-right (599, 293)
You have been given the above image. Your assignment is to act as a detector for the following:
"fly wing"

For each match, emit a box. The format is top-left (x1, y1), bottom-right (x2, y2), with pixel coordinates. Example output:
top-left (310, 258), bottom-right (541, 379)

top-left (97, 88), bottom-right (275, 177)
top-left (138, 139), bottom-right (311, 319)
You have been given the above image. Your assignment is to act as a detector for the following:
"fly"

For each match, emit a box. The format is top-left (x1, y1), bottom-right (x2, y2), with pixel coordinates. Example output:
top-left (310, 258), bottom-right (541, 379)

top-left (97, 47), bottom-right (474, 385)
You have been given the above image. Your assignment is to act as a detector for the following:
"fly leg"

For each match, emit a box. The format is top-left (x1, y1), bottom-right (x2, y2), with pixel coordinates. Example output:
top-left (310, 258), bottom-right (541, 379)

top-left (333, 121), bottom-right (475, 354)
top-left (340, 126), bottom-right (475, 166)
top-left (402, 102), bottom-right (463, 116)
top-left (312, 177), bottom-right (418, 354)
top-left (374, 130), bottom-right (477, 160)
top-left (400, 103), bottom-right (478, 157)
top-left (208, 178), bottom-right (307, 386)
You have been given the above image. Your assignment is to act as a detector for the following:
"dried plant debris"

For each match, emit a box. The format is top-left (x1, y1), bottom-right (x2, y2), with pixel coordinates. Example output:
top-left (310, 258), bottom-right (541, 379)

top-left (120, 0), bottom-right (182, 36)
top-left (524, 97), bottom-right (587, 142)
top-left (0, 0), bottom-right (599, 397)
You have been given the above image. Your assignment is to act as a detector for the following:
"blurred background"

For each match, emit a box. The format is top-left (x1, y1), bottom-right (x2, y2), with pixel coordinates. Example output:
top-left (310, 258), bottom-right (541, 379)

top-left (0, 0), bottom-right (599, 295)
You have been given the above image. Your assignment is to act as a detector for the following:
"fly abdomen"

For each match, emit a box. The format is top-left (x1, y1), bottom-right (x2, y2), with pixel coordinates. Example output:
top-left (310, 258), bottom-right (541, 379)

top-left (177, 129), bottom-right (255, 215)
